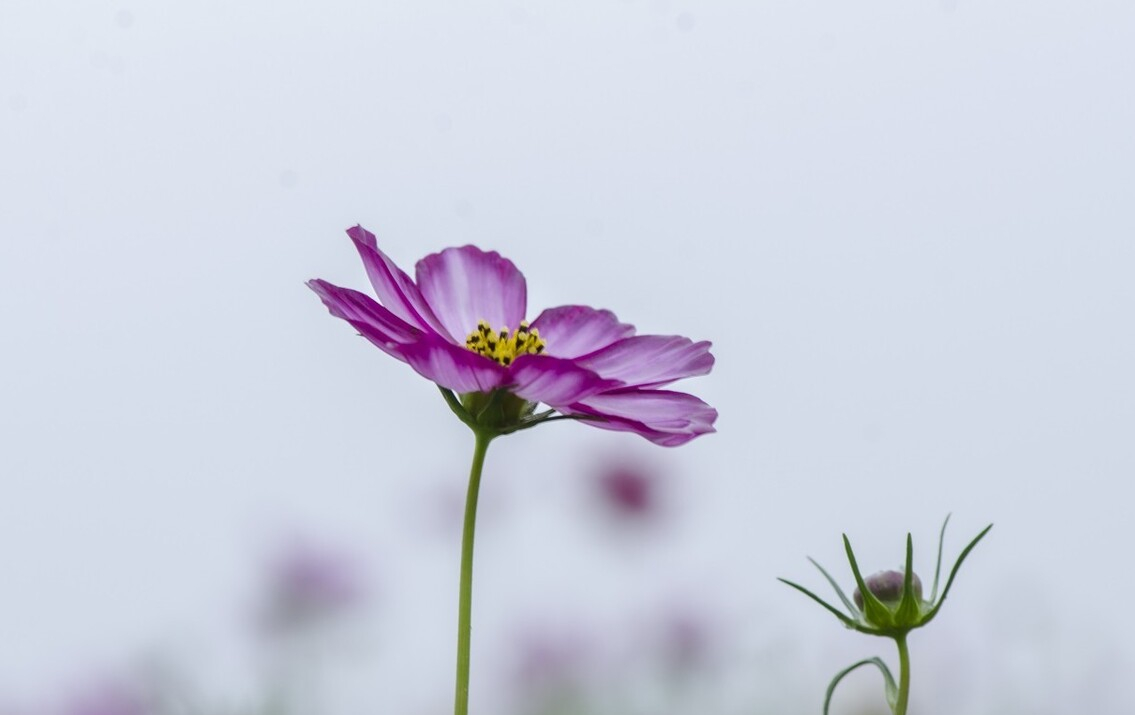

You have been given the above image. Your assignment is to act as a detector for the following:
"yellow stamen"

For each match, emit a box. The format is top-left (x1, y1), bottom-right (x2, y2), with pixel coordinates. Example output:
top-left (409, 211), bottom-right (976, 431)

top-left (465, 319), bottom-right (546, 366)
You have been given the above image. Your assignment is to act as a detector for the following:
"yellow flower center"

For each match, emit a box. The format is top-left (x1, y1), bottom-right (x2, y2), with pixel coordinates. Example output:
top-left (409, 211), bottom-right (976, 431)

top-left (465, 320), bottom-right (546, 366)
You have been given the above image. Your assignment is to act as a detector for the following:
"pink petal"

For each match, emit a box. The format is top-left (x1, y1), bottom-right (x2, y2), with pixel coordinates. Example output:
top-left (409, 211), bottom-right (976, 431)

top-left (394, 333), bottom-right (509, 394)
top-left (310, 280), bottom-right (507, 393)
top-left (308, 279), bottom-right (422, 358)
top-left (568, 389), bottom-right (718, 447)
top-left (308, 280), bottom-right (422, 342)
top-left (529, 306), bottom-right (636, 359)
top-left (507, 354), bottom-right (624, 407)
top-left (576, 335), bottom-right (714, 388)
top-left (348, 226), bottom-right (454, 340)
top-left (415, 246), bottom-right (527, 343)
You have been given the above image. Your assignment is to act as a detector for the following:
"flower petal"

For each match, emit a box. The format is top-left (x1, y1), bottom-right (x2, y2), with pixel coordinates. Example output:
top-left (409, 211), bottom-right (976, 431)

top-left (507, 354), bottom-right (623, 407)
top-left (347, 225), bottom-right (453, 340)
top-left (575, 335), bottom-right (714, 388)
top-left (530, 305), bottom-right (636, 359)
top-left (415, 246), bottom-right (527, 343)
top-left (310, 280), bottom-right (507, 393)
top-left (394, 333), bottom-right (508, 394)
top-left (308, 279), bottom-right (421, 358)
top-left (567, 389), bottom-right (718, 447)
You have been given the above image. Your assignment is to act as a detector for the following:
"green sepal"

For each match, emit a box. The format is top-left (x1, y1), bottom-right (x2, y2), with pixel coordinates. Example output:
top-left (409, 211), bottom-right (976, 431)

top-left (894, 534), bottom-right (922, 626)
top-left (823, 657), bottom-right (898, 715)
top-left (461, 388), bottom-right (525, 428)
top-left (441, 386), bottom-right (551, 436)
top-left (929, 513), bottom-right (951, 603)
top-left (844, 535), bottom-right (893, 629)
top-left (923, 522), bottom-right (993, 623)
top-left (439, 386), bottom-right (478, 429)
top-left (776, 578), bottom-right (857, 630)
top-left (808, 556), bottom-right (859, 616)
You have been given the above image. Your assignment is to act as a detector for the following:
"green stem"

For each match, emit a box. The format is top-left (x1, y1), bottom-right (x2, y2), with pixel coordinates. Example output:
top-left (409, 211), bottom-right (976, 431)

top-left (893, 634), bottom-right (911, 715)
top-left (454, 429), bottom-right (494, 715)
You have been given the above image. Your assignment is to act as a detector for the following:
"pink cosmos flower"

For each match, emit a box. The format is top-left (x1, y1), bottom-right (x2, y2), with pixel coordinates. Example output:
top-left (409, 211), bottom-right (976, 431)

top-left (308, 226), bottom-right (716, 446)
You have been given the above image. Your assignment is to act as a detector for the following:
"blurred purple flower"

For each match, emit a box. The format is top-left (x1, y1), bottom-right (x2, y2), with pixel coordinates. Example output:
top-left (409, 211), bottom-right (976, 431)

top-left (511, 626), bottom-right (593, 697)
top-left (659, 610), bottom-right (713, 674)
top-left (260, 539), bottom-right (364, 633)
top-left (309, 226), bottom-right (716, 446)
top-left (597, 465), bottom-right (656, 518)
top-left (58, 684), bottom-right (148, 715)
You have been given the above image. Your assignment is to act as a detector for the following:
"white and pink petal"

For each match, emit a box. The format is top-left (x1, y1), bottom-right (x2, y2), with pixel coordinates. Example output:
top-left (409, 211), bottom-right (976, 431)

top-left (575, 335), bottom-right (714, 388)
top-left (308, 280), bottom-right (422, 342)
top-left (308, 279), bottom-right (423, 359)
top-left (394, 334), bottom-right (509, 395)
top-left (416, 246), bottom-right (527, 344)
top-left (506, 354), bottom-right (623, 408)
top-left (529, 305), bottom-right (636, 360)
top-left (347, 226), bottom-right (453, 340)
top-left (567, 389), bottom-right (718, 447)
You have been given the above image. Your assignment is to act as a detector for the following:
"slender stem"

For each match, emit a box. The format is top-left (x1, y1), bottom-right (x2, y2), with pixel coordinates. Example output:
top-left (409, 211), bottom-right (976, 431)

top-left (454, 429), bottom-right (494, 715)
top-left (893, 634), bottom-right (911, 715)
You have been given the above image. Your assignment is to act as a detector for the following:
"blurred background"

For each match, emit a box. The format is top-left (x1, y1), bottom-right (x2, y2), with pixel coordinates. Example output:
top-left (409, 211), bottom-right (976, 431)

top-left (2, 1), bottom-right (1133, 713)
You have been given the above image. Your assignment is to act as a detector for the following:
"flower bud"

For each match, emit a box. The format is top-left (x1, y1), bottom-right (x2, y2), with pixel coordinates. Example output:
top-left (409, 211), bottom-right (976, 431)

top-left (781, 517), bottom-right (992, 640)
top-left (853, 570), bottom-right (922, 610)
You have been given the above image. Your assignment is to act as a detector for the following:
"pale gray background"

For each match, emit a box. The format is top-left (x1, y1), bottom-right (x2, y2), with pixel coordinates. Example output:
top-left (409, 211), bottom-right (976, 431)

top-left (2, 1), bottom-right (1133, 713)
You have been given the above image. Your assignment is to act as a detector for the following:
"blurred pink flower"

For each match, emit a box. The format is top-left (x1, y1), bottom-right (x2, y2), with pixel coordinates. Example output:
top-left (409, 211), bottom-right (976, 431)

top-left (597, 465), bottom-right (656, 518)
top-left (659, 610), bottom-right (713, 674)
top-left (511, 626), bottom-right (593, 697)
top-left (259, 539), bottom-right (365, 634)
top-left (58, 684), bottom-right (148, 715)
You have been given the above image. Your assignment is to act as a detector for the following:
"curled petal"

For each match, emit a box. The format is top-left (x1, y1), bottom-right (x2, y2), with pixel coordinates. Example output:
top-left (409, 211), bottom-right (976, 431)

top-left (507, 354), bottom-right (623, 407)
top-left (308, 279), bottom-right (421, 359)
top-left (308, 280), bottom-right (421, 342)
top-left (394, 334), bottom-right (508, 395)
top-left (568, 389), bottom-right (718, 447)
top-left (530, 305), bottom-right (636, 359)
top-left (416, 246), bottom-right (527, 343)
top-left (576, 335), bottom-right (714, 388)
top-left (347, 226), bottom-right (452, 340)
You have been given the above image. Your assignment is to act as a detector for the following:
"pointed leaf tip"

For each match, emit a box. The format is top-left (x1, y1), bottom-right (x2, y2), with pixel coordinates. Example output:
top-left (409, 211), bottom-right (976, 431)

top-left (931, 514), bottom-right (952, 603)
top-left (808, 556), bottom-right (858, 615)
top-left (895, 534), bottom-right (921, 625)
top-left (845, 534), bottom-right (891, 628)
top-left (778, 578), bottom-right (857, 629)
top-left (925, 522), bottom-right (993, 623)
